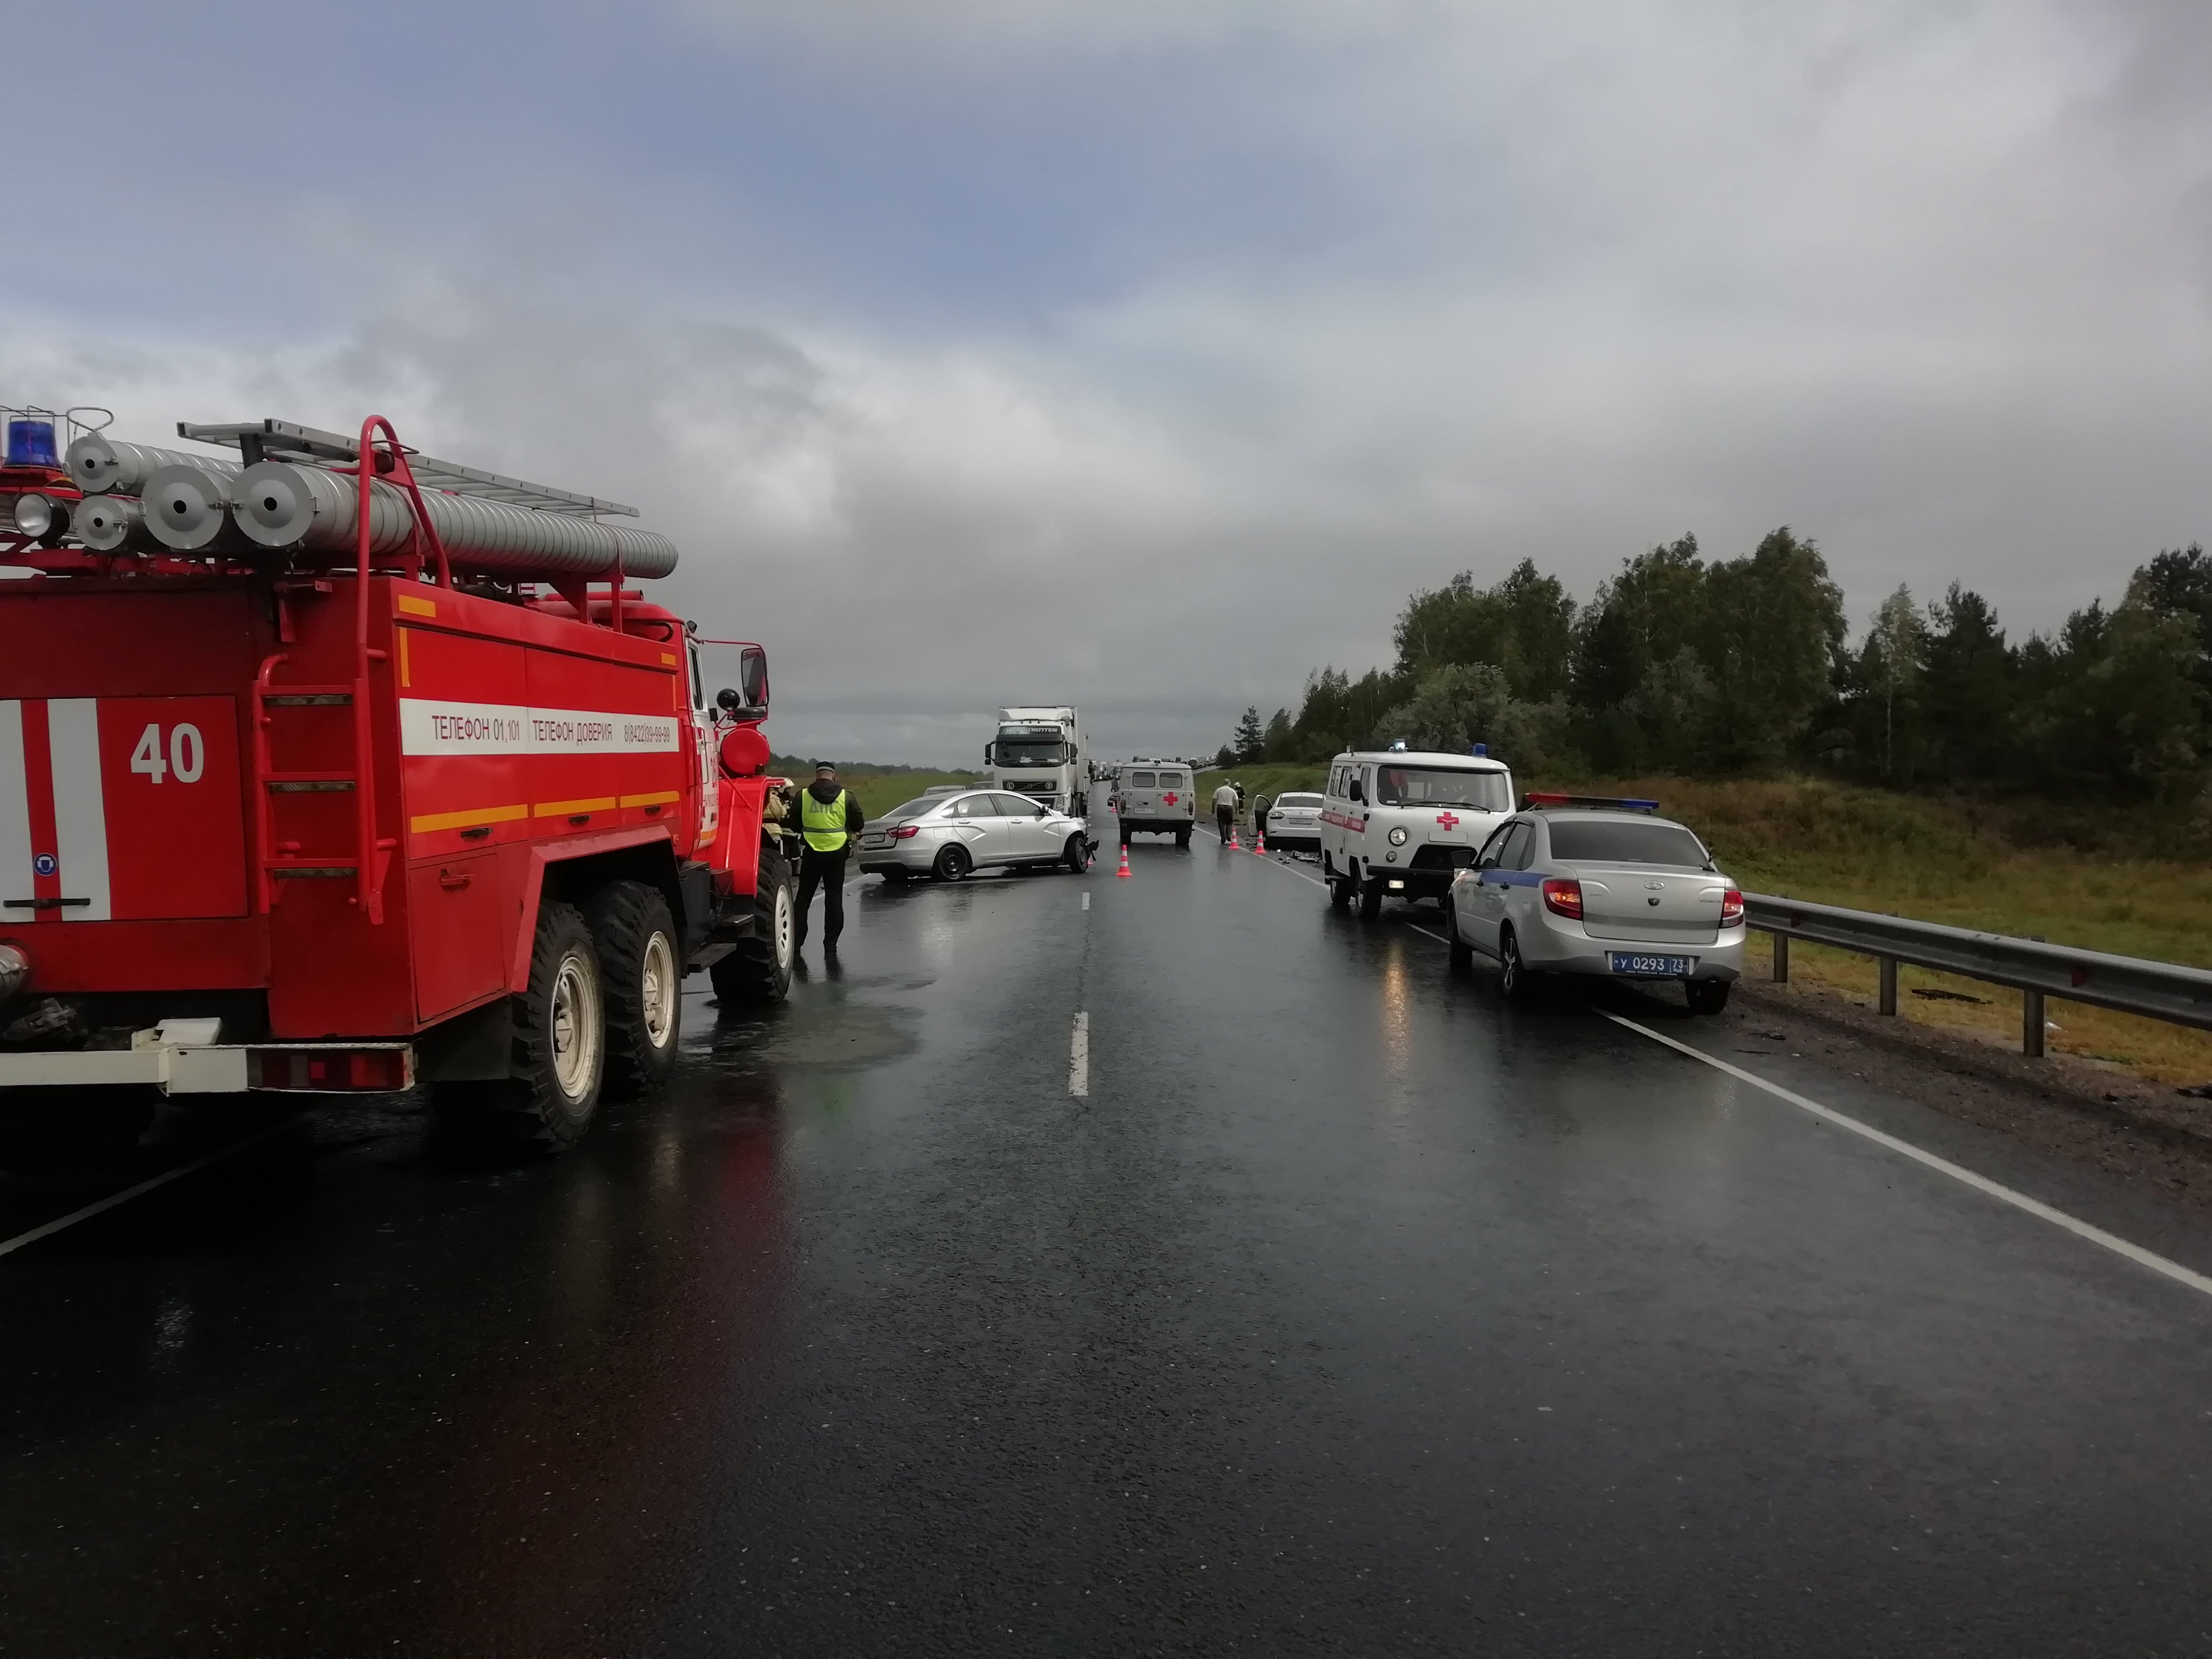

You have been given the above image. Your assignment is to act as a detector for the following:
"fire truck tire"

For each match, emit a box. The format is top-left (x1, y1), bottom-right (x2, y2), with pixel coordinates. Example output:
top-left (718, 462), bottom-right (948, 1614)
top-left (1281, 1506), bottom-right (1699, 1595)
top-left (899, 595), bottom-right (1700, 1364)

top-left (588, 881), bottom-right (682, 1101)
top-left (490, 901), bottom-right (606, 1150)
top-left (710, 845), bottom-right (796, 1007)
top-left (0, 1085), bottom-right (159, 1169)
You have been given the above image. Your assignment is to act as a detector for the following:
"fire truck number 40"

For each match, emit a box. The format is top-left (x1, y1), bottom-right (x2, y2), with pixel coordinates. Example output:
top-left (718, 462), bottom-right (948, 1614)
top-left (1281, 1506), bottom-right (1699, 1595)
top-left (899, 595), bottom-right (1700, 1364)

top-left (130, 723), bottom-right (206, 785)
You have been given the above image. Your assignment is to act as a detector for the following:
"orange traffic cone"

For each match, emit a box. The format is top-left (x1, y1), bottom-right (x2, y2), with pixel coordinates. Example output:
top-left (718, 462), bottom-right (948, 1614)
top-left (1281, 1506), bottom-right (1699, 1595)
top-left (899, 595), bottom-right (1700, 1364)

top-left (1116, 844), bottom-right (1132, 879)
top-left (1253, 829), bottom-right (1268, 855)
top-left (1228, 826), bottom-right (1240, 849)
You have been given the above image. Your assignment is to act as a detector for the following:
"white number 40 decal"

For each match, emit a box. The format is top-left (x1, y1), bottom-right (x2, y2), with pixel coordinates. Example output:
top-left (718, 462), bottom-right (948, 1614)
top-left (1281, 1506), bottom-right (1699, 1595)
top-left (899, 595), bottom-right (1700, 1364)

top-left (131, 722), bottom-right (206, 784)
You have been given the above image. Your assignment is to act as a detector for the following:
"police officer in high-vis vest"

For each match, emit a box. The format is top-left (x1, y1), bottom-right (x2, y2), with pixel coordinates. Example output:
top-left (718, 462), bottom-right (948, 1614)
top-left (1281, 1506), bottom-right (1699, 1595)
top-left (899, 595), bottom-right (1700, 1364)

top-left (795, 761), bottom-right (865, 957)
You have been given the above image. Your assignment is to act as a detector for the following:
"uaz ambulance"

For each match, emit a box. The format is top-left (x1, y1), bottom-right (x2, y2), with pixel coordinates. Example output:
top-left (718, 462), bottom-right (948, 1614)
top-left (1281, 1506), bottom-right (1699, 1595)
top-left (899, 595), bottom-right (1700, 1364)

top-left (1318, 745), bottom-right (1515, 919)
top-left (1109, 758), bottom-right (1196, 846)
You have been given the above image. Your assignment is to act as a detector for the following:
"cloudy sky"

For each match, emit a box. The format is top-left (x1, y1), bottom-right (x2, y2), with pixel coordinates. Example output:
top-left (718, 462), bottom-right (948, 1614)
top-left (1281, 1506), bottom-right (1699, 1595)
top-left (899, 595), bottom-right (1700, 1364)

top-left (5, 1), bottom-right (2209, 764)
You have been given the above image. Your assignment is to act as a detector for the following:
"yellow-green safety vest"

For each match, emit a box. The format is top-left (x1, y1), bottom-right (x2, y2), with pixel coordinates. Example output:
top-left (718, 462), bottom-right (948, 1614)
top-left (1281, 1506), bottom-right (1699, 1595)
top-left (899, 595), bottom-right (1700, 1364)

top-left (800, 788), bottom-right (851, 853)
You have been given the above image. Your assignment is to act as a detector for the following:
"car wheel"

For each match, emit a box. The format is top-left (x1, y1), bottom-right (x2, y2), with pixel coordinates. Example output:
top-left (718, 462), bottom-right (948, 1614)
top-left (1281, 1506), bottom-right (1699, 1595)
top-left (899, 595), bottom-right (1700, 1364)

top-left (709, 843), bottom-right (796, 1008)
top-left (1357, 871), bottom-right (1383, 921)
top-left (1064, 834), bottom-right (1089, 874)
top-left (933, 843), bottom-right (972, 882)
top-left (585, 880), bottom-right (680, 1102)
top-left (1175, 827), bottom-right (1191, 849)
top-left (460, 900), bottom-right (604, 1151)
top-left (1686, 979), bottom-right (1731, 1015)
top-left (1496, 928), bottom-right (1534, 1002)
top-left (1446, 908), bottom-right (1474, 976)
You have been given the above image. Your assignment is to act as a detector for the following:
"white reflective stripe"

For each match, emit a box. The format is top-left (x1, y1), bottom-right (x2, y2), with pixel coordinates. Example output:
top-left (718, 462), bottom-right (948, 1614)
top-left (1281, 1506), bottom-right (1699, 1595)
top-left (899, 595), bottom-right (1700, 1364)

top-left (47, 698), bottom-right (111, 922)
top-left (397, 698), bottom-right (681, 756)
top-left (0, 701), bottom-right (30, 906)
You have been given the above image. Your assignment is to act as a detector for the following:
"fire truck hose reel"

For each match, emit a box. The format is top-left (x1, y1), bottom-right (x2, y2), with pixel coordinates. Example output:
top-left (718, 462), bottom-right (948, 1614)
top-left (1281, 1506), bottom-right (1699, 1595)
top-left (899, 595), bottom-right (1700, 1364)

top-left (65, 434), bottom-right (241, 497)
top-left (143, 463), bottom-right (237, 551)
top-left (73, 494), bottom-right (145, 551)
top-left (232, 461), bottom-right (680, 578)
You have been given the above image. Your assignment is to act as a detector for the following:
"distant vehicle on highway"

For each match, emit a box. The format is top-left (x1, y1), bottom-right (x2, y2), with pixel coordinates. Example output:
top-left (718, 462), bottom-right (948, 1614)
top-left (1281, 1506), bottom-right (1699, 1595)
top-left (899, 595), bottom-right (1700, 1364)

top-left (1320, 745), bottom-right (1516, 916)
top-left (858, 790), bottom-right (1091, 883)
top-left (1262, 791), bottom-right (1324, 853)
top-left (1444, 794), bottom-right (1744, 1012)
top-left (1109, 758), bottom-right (1196, 846)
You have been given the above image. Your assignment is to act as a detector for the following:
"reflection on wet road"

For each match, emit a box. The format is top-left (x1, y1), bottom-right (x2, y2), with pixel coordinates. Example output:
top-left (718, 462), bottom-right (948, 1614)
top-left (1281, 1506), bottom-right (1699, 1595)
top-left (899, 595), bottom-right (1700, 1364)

top-left (5, 844), bottom-right (2212, 1654)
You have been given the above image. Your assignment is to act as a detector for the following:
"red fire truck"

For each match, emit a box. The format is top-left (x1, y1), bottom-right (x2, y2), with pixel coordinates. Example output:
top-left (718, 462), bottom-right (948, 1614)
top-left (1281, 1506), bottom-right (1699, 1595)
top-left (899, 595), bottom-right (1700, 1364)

top-left (0, 414), bottom-right (797, 1161)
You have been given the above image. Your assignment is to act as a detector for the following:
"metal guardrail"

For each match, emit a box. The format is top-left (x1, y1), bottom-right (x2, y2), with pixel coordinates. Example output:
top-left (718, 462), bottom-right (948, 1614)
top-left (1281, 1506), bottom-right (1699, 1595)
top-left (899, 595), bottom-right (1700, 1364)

top-left (1745, 893), bottom-right (2212, 1058)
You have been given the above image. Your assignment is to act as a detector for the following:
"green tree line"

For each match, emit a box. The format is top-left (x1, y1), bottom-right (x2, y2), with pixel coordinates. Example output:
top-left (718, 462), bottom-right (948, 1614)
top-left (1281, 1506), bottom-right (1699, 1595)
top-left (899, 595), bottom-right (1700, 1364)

top-left (1222, 531), bottom-right (2212, 801)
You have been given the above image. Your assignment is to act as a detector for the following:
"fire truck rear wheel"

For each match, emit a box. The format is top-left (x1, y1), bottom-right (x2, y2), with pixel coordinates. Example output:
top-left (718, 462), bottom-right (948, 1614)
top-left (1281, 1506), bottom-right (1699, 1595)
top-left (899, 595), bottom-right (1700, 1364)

top-left (588, 881), bottom-right (682, 1101)
top-left (709, 844), bottom-right (796, 1007)
top-left (0, 1085), bottom-right (159, 1169)
top-left (494, 900), bottom-right (606, 1150)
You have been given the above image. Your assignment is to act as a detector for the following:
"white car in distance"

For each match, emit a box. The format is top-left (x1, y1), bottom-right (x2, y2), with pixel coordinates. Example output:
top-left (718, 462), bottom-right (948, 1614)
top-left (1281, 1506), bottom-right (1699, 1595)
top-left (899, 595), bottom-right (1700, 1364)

top-left (1444, 794), bottom-right (1744, 1011)
top-left (858, 790), bottom-right (1091, 882)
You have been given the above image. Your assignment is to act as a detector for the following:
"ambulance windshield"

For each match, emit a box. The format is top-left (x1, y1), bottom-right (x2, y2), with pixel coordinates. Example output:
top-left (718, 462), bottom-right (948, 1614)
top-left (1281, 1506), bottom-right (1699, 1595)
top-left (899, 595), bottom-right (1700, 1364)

top-left (1373, 767), bottom-right (1510, 811)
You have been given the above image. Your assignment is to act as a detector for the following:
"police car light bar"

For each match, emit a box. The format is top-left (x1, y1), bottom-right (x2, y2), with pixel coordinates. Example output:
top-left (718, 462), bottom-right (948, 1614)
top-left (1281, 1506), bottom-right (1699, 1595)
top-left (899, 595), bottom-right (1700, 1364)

top-left (1521, 792), bottom-right (1661, 813)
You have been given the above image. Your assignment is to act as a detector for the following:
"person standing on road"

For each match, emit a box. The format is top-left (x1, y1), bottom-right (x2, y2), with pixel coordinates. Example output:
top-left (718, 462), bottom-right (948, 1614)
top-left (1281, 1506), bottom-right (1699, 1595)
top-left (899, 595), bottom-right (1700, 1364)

top-left (1212, 779), bottom-right (1239, 841)
top-left (796, 762), bottom-right (864, 958)
top-left (1251, 793), bottom-right (1271, 843)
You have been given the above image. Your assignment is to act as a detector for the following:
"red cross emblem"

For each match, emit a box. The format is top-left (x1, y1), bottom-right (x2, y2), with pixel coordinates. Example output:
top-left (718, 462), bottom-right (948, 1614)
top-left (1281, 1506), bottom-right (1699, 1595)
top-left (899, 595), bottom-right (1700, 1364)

top-left (1435, 811), bottom-right (1461, 830)
top-left (1161, 792), bottom-right (1178, 805)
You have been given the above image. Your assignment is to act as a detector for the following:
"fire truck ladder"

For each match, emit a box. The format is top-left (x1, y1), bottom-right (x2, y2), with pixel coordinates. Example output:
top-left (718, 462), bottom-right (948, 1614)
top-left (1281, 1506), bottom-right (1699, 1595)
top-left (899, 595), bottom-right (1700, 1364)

top-left (247, 416), bottom-right (460, 925)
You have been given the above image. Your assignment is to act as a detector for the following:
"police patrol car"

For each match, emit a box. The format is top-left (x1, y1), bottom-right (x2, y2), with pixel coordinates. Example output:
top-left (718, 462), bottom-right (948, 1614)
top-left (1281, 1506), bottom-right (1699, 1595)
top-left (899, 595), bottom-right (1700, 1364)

top-left (1110, 758), bottom-right (1197, 847)
top-left (1319, 744), bottom-right (1515, 919)
top-left (1442, 794), bottom-right (1744, 1011)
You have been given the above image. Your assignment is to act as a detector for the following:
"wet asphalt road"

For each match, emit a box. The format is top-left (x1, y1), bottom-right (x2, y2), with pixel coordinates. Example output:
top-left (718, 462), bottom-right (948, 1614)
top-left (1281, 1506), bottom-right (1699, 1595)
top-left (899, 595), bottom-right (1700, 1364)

top-left (5, 835), bottom-right (2212, 1655)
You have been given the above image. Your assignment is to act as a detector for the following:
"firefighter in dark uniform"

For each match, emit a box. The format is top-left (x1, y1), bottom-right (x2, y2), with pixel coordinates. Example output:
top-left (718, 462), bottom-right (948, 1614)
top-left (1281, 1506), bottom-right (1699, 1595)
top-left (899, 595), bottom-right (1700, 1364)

top-left (795, 761), bottom-right (865, 956)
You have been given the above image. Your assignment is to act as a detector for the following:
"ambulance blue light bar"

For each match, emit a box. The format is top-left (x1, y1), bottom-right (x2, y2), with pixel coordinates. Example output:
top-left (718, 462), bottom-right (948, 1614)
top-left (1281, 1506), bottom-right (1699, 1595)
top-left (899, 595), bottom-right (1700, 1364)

top-left (1521, 792), bottom-right (1661, 813)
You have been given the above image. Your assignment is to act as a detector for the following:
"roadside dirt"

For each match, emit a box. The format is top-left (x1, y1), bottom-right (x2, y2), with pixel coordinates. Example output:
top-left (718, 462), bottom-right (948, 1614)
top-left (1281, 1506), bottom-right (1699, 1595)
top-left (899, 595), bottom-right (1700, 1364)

top-left (1718, 975), bottom-right (2212, 1215)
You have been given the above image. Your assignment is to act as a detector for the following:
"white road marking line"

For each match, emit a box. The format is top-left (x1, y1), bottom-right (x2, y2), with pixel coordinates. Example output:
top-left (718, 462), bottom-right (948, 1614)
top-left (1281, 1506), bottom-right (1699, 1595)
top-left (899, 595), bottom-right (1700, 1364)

top-left (1082, 892), bottom-right (1090, 911)
top-left (1069, 1011), bottom-right (1090, 1098)
top-left (0, 1117), bottom-right (299, 1260)
top-left (1600, 1010), bottom-right (2212, 1303)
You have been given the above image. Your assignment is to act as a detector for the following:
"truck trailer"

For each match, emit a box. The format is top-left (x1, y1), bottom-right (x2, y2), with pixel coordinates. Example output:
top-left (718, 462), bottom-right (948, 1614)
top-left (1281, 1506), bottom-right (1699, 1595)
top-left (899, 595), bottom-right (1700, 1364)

top-left (0, 413), bottom-right (797, 1162)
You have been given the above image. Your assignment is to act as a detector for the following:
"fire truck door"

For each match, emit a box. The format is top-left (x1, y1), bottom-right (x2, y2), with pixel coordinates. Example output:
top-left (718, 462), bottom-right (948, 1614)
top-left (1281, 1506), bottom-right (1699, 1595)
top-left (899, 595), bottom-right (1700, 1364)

top-left (1, 696), bottom-right (247, 922)
top-left (407, 851), bottom-right (507, 1022)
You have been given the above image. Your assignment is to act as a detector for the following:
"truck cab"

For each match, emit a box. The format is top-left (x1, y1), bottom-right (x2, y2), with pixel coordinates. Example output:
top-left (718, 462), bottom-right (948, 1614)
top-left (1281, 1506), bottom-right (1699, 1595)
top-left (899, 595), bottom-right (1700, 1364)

top-left (984, 705), bottom-right (1093, 843)
top-left (1318, 745), bottom-right (1516, 920)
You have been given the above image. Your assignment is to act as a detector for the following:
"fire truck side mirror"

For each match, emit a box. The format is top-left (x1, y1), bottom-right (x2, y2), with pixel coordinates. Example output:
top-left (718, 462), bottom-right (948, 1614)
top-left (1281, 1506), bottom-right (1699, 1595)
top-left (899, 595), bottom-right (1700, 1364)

top-left (739, 645), bottom-right (769, 712)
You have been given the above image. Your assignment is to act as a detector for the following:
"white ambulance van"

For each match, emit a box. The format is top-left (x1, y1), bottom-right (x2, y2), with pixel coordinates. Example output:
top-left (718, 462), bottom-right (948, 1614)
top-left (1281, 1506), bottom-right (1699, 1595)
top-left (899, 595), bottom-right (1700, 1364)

top-left (1109, 759), bottom-right (1197, 847)
top-left (1319, 745), bottom-right (1516, 919)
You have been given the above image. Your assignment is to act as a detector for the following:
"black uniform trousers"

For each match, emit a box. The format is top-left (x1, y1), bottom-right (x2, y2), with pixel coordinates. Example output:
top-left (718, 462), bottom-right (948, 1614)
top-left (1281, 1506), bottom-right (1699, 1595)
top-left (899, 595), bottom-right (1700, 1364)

top-left (796, 847), bottom-right (847, 948)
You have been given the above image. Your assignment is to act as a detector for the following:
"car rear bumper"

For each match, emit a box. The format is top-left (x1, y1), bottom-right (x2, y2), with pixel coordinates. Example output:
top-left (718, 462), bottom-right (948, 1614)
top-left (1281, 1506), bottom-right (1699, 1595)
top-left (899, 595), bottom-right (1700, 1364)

top-left (1520, 916), bottom-right (1744, 980)
top-left (0, 1029), bottom-right (414, 1095)
top-left (1116, 818), bottom-right (1193, 835)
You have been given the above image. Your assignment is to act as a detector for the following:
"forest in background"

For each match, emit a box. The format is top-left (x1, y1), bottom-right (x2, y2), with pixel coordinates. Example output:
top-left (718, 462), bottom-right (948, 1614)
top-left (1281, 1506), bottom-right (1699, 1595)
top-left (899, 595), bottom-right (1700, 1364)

top-left (1218, 530), bottom-right (2212, 819)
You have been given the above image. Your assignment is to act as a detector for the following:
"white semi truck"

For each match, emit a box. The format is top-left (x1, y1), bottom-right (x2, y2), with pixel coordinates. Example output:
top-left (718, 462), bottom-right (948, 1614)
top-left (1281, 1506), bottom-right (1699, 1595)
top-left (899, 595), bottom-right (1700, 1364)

top-left (985, 706), bottom-right (1096, 846)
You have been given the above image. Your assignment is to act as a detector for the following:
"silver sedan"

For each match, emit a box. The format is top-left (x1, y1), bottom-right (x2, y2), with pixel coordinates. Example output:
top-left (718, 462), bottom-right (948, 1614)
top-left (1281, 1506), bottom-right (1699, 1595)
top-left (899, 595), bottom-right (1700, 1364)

top-left (857, 789), bottom-right (1092, 882)
top-left (1442, 799), bottom-right (1744, 1012)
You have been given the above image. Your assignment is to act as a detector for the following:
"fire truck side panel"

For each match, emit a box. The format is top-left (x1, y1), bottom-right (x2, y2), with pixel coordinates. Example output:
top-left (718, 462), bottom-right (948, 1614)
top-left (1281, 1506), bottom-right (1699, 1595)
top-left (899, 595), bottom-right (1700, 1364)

top-left (394, 624), bottom-right (530, 859)
top-left (519, 643), bottom-right (687, 844)
top-left (2, 586), bottom-right (268, 996)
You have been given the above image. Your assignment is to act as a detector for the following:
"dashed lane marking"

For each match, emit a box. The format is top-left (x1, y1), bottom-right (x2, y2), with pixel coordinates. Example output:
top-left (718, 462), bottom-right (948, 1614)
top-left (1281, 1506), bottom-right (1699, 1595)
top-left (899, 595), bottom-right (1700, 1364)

top-left (1082, 892), bottom-right (1090, 911)
top-left (1215, 823), bottom-right (2212, 1305)
top-left (1069, 1011), bottom-right (1090, 1098)
top-left (1601, 1010), bottom-right (2212, 1304)
top-left (0, 1116), bottom-right (300, 1260)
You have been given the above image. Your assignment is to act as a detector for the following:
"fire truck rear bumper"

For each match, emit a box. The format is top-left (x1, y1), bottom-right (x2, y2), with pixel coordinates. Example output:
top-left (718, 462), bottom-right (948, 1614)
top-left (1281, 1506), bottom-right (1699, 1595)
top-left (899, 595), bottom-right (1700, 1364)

top-left (0, 1022), bottom-right (413, 1096)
